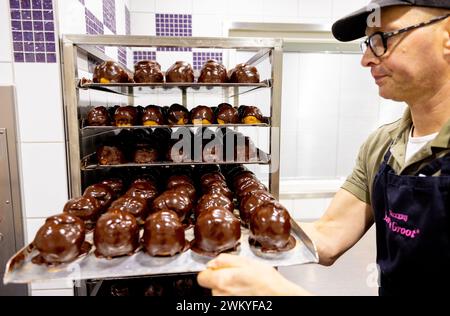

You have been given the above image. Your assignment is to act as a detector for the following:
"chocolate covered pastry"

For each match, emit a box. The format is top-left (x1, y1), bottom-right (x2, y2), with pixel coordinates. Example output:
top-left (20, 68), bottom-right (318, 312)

top-left (133, 60), bottom-right (164, 83)
top-left (190, 106), bottom-right (215, 125)
top-left (216, 103), bottom-right (239, 124)
top-left (165, 61), bottom-right (194, 83)
top-left (167, 103), bottom-right (189, 125)
top-left (108, 196), bottom-right (149, 223)
top-left (93, 61), bottom-right (132, 84)
top-left (94, 209), bottom-right (140, 258)
top-left (63, 196), bottom-right (101, 222)
top-left (142, 105), bottom-right (166, 126)
top-left (239, 190), bottom-right (274, 226)
top-left (83, 183), bottom-right (115, 212)
top-left (151, 189), bottom-right (193, 221)
top-left (240, 105), bottom-right (264, 124)
top-left (195, 193), bottom-right (234, 218)
top-left (198, 59), bottom-right (228, 83)
top-left (143, 210), bottom-right (186, 257)
top-left (114, 106), bottom-right (138, 127)
top-left (86, 106), bottom-right (110, 126)
top-left (228, 63), bottom-right (260, 83)
top-left (97, 146), bottom-right (125, 165)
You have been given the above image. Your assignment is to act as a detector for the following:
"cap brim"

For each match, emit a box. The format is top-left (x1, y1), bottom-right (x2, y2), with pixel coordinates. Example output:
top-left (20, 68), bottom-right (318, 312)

top-left (332, 1), bottom-right (411, 42)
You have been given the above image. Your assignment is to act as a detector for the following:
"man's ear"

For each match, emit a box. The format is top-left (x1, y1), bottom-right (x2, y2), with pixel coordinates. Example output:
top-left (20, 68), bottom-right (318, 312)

top-left (443, 19), bottom-right (450, 59)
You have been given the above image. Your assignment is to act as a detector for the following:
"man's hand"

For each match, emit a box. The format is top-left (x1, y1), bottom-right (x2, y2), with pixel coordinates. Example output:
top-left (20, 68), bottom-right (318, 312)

top-left (197, 253), bottom-right (311, 296)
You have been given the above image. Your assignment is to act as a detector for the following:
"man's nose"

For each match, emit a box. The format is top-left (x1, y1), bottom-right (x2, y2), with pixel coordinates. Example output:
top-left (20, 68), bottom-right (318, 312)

top-left (361, 47), bottom-right (380, 67)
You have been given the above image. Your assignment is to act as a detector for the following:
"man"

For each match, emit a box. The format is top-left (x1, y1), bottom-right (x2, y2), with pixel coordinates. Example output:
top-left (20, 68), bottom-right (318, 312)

top-left (197, 0), bottom-right (450, 296)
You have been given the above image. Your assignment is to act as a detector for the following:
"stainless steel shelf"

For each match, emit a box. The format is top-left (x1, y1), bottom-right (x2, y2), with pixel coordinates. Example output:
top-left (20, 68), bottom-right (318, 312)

top-left (78, 80), bottom-right (272, 97)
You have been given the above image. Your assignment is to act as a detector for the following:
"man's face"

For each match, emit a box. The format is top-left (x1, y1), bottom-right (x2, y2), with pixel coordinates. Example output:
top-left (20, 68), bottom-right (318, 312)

top-left (361, 7), bottom-right (448, 103)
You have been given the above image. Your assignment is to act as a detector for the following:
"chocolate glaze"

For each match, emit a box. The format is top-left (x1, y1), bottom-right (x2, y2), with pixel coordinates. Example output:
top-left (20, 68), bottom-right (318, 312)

top-left (151, 190), bottom-right (193, 221)
top-left (232, 170), bottom-right (257, 190)
top-left (198, 59), bottom-right (228, 83)
top-left (204, 182), bottom-right (234, 201)
top-left (94, 209), bottom-right (140, 258)
top-left (93, 61), bottom-right (132, 83)
top-left (236, 181), bottom-right (268, 201)
top-left (170, 183), bottom-right (197, 202)
top-left (86, 106), bottom-right (110, 126)
top-left (142, 105), bottom-right (166, 126)
top-left (133, 60), bottom-right (164, 83)
top-left (228, 63), bottom-right (260, 83)
top-left (240, 106), bottom-right (264, 124)
top-left (97, 146), bottom-right (125, 165)
top-left (83, 183), bottom-right (115, 211)
top-left (200, 172), bottom-right (226, 190)
top-left (239, 190), bottom-right (274, 226)
top-left (109, 196), bottom-right (149, 223)
top-left (192, 207), bottom-right (241, 256)
top-left (167, 104), bottom-right (189, 125)
top-left (126, 180), bottom-right (159, 203)
top-left (101, 179), bottom-right (124, 197)
top-left (114, 106), bottom-right (138, 127)
top-left (249, 201), bottom-right (292, 251)
top-left (216, 103), bottom-right (239, 124)
top-left (190, 106), bottom-right (215, 125)
top-left (143, 210), bottom-right (186, 256)
top-left (195, 193), bottom-right (234, 218)
top-left (166, 174), bottom-right (194, 189)
top-left (33, 214), bottom-right (86, 264)
top-left (63, 196), bottom-right (101, 221)
top-left (165, 61), bottom-right (194, 83)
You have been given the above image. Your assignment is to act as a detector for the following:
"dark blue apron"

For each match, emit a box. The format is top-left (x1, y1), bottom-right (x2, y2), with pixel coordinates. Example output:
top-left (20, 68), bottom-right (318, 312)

top-left (372, 147), bottom-right (450, 296)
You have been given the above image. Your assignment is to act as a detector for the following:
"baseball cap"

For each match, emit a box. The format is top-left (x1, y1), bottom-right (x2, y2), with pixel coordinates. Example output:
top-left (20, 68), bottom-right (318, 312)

top-left (332, 0), bottom-right (450, 42)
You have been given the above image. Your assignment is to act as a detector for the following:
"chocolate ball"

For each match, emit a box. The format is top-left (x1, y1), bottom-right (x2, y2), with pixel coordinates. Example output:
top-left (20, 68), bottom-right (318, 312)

top-left (33, 214), bottom-right (86, 264)
top-left (133, 146), bottom-right (160, 163)
top-left (228, 63), bottom-right (260, 83)
top-left (97, 146), bottom-right (125, 165)
top-left (93, 61), bottom-right (132, 83)
top-left (108, 196), bottom-right (149, 223)
top-left (250, 201), bottom-right (292, 251)
top-left (83, 183), bottom-right (115, 212)
top-left (170, 183), bottom-right (197, 202)
top-left (86, 106), bottom-right (110, 126)
top-left (101, 178), bottom-right (124, 197)
top-left (204, 182), bottom-right (234, 201)
top-left (200, 172), bottom-right (226, 191)
top-left (239, 190), bottom-right (274, 226)
top-left (165, 61), bottom-right (194, 83)
top-left (143, 210), bottom-right (186, 256)
top-left (133, 60), bottom-right (164, 83)
top-left (216, 103), bottom-right (239, 124)
top-left (151, 190), bottom-right (193, 221)
top-left (236, 181), bottom-right (268, 201)
top-left (142, 105), bottom-right (165, 126)
top-left (94, 210), bottom-right (139, 258)
top-left (232, 170), bottom-right (257, 190)
top-left (126, 180), bottom-right (159, 203)
top-left (198, 59), bottom-right (228, 83)
top-left (166, 174), bottom-right (194, 189)
top-left (195, 193), bottom-right (234, 218)
top-left (240, 106), bottom-right (264, 124)
top-left (193, 207), bottom-right (241, 255)
top-left (63, 196), bottom-right (101, 222)
top-left (167, 104), bottom-right (189, 125)
top-left (114, 106), bottom-right (138, 127)
top-left (190, 106), bottom-right (215, 125)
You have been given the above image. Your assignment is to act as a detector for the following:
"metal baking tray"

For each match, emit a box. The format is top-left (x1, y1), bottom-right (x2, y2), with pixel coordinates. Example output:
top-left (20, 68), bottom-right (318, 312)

top-left (3, 226), bottom-right (318, 285)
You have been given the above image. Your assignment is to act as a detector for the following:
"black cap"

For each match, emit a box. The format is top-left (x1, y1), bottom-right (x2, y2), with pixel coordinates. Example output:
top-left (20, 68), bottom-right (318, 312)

top-left (332, 0), bottom-right (450, 42)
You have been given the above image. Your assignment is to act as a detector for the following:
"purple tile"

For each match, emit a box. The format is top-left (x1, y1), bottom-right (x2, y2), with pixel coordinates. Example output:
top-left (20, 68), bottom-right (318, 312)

top-left (79, 0), bottom-right (85, 5)
top-left (35, 42), bottom-right (45, 52)
top-left (22, 21), bottom-right (32, 30)
top-left (45, 42), bottom-right (55, 52)
top-left (23, 31), bottom-right (33, 41)
top-left (12, 31), bottom-right (23, 41)
top-left (20, 0), bottom-right (31, 9)
top-left (155, 13), bottom-right (192, 37)
top-left (46, 53), bottom-right (56, 62)
top-left (10, 0), bottom-right (20, 9)
top-left (11, 20), bottom-right (22, 30)
top-left (44, 31), bottom-right (54, 41)
top-left (34, 31), bottom-right (44, 41)
top-left (14, 52), bottom-right (24, 62)
top-left (36, 53), bottom-right (46, 62)
top-left (32, 0), bottom-right (42, 9)
top-left (42, 0), bottom-right (52, 10)
top-left (33, 21), bottom-right (43, 30)
top-left (24, 41), bottom-right (34, 52)
top-left (43, 9), bottom-right (53, 20)
top-left (11, 10), bottom-right (21, 19)
top-left (33, 10), bottom-right (43, 20)
top-left (103, 0), bottom-right (116, 34)
top-left (13, 42), bottom-right (23, 51)
top-left (193, 52), bottom-right (223, 70)
top-left (25, 53), bottom-right (35, 62)
top-left (44, 21), bottom-right (53, 31)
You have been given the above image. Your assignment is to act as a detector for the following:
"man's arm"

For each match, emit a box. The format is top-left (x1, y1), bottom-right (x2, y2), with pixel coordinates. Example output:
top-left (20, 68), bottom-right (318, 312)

top-left (197, 189), bottom-right (374, 295)
top-left (301, 188), bottom-right (374, 266)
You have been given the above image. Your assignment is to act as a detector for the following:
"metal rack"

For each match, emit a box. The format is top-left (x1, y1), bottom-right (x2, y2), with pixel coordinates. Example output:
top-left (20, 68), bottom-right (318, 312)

top-left (61, 35), bottom-right (283, 199)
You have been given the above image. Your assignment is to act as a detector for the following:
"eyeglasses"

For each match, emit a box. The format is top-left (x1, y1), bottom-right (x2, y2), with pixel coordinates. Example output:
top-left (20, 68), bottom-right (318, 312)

top-left (360, 13), bottom-right (450, 57)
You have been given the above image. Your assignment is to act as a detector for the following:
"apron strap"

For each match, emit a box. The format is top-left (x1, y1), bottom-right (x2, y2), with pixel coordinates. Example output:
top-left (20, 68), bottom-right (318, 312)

top-left (416, 151), bottom-right (450, 176)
